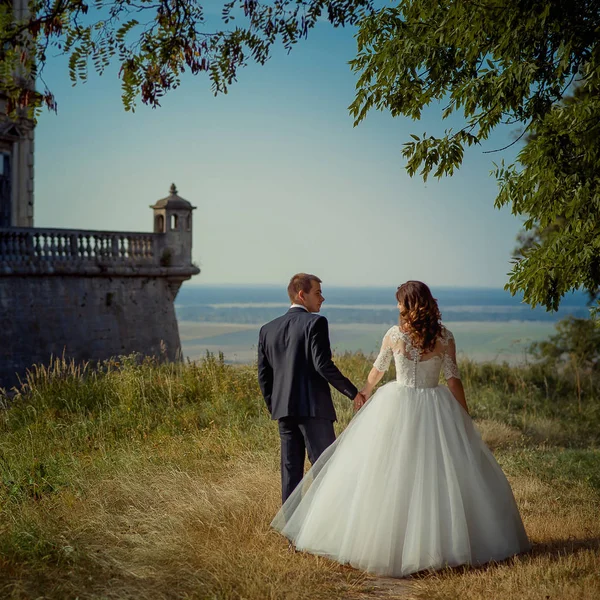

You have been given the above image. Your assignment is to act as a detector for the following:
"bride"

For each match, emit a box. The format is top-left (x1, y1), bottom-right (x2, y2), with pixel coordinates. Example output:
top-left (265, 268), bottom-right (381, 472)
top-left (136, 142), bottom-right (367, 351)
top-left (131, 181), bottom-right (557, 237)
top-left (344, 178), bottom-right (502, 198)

top-left (271, 281), bottom-right (531, 577)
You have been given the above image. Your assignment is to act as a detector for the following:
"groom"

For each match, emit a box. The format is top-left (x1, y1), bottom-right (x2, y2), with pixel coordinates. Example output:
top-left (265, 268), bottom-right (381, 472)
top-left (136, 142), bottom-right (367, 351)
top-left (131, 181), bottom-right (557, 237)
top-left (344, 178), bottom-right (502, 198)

top-left (257, 273), bottom-right (365, 503)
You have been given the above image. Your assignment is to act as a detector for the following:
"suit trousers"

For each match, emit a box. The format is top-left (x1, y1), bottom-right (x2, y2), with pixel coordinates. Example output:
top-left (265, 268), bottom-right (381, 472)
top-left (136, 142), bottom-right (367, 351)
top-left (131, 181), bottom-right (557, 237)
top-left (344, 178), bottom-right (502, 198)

top-left (277, 416), bottom-right (336, 504)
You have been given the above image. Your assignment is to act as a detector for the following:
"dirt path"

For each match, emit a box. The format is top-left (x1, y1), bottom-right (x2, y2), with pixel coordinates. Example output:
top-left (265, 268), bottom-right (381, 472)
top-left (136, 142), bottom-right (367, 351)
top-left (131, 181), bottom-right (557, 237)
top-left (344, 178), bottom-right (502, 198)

top-left (346, 575), bottom-right (416, 599)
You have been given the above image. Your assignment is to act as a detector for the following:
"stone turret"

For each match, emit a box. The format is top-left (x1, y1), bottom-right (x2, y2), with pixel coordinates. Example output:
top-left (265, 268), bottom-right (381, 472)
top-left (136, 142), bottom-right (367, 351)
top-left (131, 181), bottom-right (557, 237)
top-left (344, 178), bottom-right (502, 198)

top-left (151, 183), bottom-right (196, 267)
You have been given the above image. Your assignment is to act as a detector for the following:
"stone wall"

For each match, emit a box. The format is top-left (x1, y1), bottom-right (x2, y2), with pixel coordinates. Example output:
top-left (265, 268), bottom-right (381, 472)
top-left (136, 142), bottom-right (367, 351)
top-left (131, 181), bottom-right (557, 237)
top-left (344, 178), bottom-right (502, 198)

top-left (0, 274), bottom-right (184, 390)
top-left (0, 188), bottom-right (200, 391)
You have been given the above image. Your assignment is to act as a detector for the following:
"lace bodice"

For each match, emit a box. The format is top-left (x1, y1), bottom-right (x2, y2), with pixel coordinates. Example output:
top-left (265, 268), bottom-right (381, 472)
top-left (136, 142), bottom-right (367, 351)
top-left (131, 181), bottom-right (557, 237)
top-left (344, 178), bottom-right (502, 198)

top-left (373, 325), bottom-right (460, 388)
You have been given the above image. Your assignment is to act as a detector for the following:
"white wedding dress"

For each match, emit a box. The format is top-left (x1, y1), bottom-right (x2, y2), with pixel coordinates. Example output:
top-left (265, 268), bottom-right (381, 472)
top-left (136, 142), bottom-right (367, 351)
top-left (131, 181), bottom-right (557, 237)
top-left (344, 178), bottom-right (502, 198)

top-left (271, 325), bottom-right (531, 577)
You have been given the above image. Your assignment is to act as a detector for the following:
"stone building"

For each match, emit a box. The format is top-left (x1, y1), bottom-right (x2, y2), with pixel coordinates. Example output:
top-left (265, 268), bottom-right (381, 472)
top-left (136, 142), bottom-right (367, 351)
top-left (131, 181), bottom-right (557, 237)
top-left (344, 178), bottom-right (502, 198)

top-left (0, 0), bottom-right (201, 391)
top-left (0, 179), bottom-right (201, 390)
top-left (0, 117), bottom-right (33, 229)
top-left (0, 0), bottom-right (35, 228)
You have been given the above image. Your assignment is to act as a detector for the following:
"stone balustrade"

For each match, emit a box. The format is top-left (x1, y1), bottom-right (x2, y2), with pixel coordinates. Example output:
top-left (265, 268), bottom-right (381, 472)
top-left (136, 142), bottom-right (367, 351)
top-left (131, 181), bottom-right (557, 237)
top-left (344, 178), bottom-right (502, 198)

top-left (1, 226), bottom-right (157, 263)
top-left (0, 227), bottom-right (197, 276)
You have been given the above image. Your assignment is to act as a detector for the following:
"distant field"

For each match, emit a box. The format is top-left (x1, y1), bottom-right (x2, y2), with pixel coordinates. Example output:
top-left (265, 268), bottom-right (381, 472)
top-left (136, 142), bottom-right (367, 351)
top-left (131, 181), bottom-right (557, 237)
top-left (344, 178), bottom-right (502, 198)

top-left (179, 322), bottom-right (261, 363)
top-left (179, 320), bottom-right (557, 365)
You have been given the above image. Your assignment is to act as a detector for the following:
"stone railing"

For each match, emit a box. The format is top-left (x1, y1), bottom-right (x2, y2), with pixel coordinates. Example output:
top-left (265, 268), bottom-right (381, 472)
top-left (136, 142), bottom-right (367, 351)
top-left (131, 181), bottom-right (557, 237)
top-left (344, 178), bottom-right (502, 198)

top-left (1, 227), bottom-right (157, 263)
top-left (0, 227), bottom-right (198, 277)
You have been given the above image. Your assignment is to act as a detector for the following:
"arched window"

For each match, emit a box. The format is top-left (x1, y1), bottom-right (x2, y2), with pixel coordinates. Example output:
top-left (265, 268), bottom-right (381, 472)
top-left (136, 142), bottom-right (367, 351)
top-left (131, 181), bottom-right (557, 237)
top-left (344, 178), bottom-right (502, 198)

top-left (170, 214), bottom-right (179, 231)
top-left (186, 214), bottom-right (191, 231)
top-left (155, 214), bottom-right (165, 233)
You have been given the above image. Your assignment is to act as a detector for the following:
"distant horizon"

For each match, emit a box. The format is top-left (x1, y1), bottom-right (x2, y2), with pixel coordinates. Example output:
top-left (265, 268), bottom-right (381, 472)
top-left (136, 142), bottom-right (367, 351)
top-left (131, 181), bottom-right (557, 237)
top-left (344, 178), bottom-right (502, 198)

top-left (176, 284), bottom-right (590, 314)
top-left (183, 282), bottom-right (514, 289)
top-left (182, 281), bottom-right (588, 295)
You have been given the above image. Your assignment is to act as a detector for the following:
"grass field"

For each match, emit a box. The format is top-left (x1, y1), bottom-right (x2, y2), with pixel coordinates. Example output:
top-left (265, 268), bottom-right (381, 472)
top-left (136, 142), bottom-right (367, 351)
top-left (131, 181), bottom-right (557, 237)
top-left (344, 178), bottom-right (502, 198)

top-left (0, 352), bottom-right (598, 599)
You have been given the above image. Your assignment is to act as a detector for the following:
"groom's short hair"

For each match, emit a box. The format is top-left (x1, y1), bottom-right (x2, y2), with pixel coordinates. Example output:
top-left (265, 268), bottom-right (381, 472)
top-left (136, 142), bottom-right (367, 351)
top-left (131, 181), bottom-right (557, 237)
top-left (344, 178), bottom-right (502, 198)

top-left (288, 273), bottom-right (322, 302)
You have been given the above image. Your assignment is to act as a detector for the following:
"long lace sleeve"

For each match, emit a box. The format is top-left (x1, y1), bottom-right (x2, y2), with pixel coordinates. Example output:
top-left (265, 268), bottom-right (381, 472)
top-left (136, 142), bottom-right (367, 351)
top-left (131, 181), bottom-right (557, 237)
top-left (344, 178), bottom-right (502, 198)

top-left (441, 329), bottom-right (461, 381)
top-left (373, 327), bottom-right (395, 372)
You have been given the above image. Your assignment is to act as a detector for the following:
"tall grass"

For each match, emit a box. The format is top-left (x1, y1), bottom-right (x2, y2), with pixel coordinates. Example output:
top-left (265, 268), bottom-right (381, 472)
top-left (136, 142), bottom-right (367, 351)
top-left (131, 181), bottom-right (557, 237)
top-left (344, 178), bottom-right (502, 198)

top-left (0, 351), bottom-right (598, 599)
top-left (0, 354), bottom-right (369, 599)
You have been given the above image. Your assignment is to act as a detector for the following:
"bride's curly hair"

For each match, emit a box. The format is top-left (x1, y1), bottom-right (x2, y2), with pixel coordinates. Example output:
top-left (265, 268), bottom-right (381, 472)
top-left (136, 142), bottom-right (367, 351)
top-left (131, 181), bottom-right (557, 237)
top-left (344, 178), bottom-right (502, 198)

top-left (396, 281), bottom-right (442, 352)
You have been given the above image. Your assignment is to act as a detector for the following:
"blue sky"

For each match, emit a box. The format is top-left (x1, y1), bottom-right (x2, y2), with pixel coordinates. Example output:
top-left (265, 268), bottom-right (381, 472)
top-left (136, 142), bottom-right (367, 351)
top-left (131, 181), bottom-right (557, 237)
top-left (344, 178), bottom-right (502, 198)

top-left (34, 17), bottom-right (525, 288)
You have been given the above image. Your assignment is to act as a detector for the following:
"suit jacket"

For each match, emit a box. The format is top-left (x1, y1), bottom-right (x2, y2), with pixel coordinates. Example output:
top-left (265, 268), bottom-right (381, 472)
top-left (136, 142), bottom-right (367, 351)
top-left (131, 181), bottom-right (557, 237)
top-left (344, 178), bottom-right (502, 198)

top-left (257, 307), bottom-right (358, 421)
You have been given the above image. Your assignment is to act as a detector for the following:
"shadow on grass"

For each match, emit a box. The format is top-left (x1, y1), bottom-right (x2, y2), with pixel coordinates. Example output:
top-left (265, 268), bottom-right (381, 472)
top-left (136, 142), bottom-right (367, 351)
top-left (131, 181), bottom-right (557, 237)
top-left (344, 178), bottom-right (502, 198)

top-left (405, 536), bottom-right (600, 581)
top-left (528, 536), bottom-right (600, 559)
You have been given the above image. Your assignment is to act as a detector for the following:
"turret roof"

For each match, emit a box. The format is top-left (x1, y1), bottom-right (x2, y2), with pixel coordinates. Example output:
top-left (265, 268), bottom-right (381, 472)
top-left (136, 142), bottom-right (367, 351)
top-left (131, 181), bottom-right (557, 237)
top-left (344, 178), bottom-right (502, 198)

top-left (150, 184), bottom-right (196, 210)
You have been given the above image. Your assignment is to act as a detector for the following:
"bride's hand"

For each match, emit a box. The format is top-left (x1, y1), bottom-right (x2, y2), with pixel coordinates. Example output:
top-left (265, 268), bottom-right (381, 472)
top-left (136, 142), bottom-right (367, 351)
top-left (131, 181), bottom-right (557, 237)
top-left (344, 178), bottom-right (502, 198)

top-left (359, 389), bottom-right (371, 401)
top-left (353, 392), bottom-right (366, 412)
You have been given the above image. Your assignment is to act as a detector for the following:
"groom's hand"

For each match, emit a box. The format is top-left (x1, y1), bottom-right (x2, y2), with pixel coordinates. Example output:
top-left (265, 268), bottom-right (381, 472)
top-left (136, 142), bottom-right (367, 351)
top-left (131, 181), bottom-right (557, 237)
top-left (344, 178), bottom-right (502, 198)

top-left (353, 392), bottom-right (366, 412)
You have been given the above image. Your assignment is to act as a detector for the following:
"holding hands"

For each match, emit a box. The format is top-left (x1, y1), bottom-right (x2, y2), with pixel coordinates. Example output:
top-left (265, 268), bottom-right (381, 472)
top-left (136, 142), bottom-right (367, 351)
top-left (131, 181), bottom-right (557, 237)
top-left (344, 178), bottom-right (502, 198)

top-left (353, 387), bottom-right (373, 412)
top-left (353, 369), bottom-right (381, 413)
top-left (353, 392), bottom-right (367, 412)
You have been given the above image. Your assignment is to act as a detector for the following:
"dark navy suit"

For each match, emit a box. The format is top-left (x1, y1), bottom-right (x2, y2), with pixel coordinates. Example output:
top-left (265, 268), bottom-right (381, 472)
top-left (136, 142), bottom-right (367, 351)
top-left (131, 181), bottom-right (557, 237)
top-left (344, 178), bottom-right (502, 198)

top-left (258, 307), bottom-right (358, 502)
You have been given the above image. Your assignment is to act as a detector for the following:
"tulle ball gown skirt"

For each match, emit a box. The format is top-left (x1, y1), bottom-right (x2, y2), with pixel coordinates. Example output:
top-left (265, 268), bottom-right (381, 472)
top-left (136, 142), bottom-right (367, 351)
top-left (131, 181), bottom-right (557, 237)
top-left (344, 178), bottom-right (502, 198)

top-left (271, 382), bottom-right (531, 577)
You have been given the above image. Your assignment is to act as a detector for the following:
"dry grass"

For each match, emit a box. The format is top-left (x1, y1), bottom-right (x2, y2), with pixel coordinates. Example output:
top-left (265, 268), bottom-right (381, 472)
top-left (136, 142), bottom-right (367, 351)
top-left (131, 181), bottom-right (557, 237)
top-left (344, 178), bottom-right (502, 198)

top-left (410, 476), bottom-right (600, 600)
top-left (523, 416), bottom-right (574, 446)
top-left (1, 354), bottom-right (599, 599)
top-left (475, 419), bottom-right (524, 451)
top-left (0, 432), bottom-right (367, 599)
